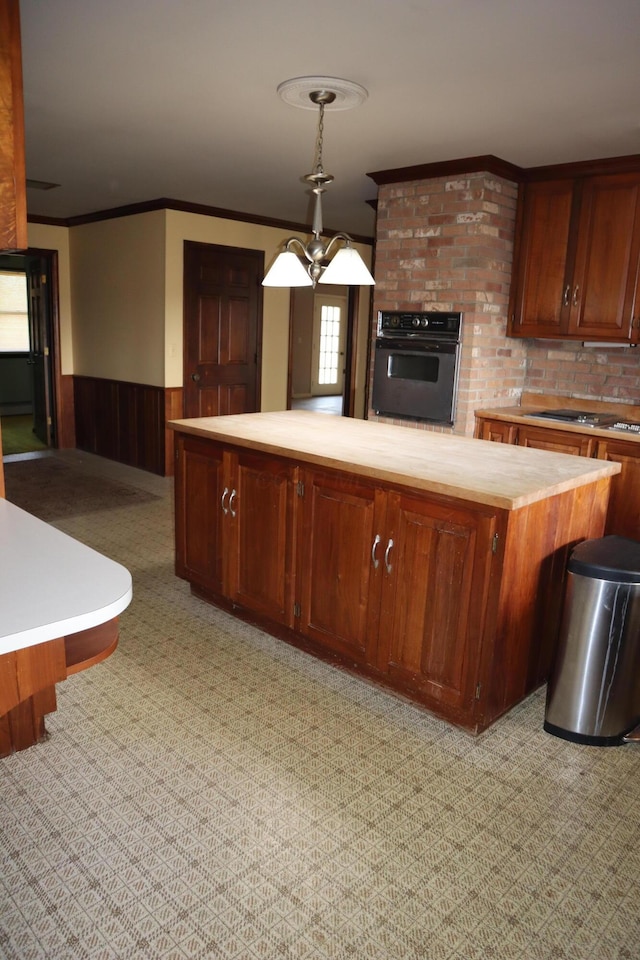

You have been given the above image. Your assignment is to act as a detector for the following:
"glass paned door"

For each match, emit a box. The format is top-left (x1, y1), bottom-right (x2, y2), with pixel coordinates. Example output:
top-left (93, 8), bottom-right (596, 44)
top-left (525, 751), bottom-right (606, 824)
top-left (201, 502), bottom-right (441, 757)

top-left (311, 295), bottom-right (347, 396)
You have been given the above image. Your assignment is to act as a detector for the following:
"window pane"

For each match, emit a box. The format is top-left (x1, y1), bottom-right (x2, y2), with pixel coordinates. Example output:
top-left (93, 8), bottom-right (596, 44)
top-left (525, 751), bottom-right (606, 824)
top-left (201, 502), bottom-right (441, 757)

top-left (0, 271), bottom-right (29, 352)
top-left (318, 304), bottom-right (341, 386)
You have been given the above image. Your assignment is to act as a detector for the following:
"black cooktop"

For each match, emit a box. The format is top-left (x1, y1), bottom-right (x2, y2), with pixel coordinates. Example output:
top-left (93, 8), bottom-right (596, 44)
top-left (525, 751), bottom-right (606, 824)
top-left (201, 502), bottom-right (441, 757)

top-left (529, 409), bottom-right (618, 426)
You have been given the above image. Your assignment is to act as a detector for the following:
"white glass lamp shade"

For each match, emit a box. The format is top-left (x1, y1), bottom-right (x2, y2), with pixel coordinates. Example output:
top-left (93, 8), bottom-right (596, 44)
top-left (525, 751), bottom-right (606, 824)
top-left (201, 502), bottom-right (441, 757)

top-left (319, 246), bottom-right (375, 285)
top-left (262, 251), bottom-right (313, 287)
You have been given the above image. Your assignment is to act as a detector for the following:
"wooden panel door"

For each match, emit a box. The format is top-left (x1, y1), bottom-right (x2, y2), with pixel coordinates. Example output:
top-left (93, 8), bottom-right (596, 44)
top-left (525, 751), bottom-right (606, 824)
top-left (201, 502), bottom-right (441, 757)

top-left (517, 425), bottom-right (595, 457)
top-left (228, 451), bottom-right (298, 626)
top-left (379, 493), bottom-right (496, 718)
top-left (297, 468), bottom-right (385, 664)
top-left (174, 434), bottom-right (226, 595)
top-left (183, 241), bottom-right (263, 418)
top-left (509, 179), bottom-right (575, 336)
top-left (596, 438), bottom-right (640, 539)
top-left (568, 173), bottom-right (640, 340)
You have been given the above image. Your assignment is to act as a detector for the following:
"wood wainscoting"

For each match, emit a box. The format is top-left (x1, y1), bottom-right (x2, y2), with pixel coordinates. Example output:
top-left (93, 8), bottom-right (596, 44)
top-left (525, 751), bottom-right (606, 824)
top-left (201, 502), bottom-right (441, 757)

top-left (73, 376), bottom-right (183, 476)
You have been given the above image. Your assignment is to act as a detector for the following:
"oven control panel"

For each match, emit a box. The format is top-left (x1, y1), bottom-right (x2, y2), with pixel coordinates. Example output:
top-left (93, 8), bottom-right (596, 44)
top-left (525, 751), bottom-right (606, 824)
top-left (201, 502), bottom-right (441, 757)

top-left (378, 311), bottom-right (462, 338)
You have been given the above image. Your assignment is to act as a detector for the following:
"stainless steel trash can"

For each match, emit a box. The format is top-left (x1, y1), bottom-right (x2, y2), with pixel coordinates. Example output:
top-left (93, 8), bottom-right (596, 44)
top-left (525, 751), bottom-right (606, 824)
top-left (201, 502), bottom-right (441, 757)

top-left (544, 535), bottom-right (640, 746)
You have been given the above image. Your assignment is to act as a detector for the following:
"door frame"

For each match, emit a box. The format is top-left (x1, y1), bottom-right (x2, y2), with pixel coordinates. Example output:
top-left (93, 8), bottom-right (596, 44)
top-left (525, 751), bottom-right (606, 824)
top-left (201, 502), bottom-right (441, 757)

top-left (287, 285), bottom-right (359, 417)
top-left (0, 247), bottom-right (62, 448)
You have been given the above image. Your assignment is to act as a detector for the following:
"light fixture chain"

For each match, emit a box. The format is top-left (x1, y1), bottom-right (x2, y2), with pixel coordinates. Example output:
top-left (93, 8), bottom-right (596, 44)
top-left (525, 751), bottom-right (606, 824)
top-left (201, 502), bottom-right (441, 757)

top-left (315, 102), bottom-right (325, 175)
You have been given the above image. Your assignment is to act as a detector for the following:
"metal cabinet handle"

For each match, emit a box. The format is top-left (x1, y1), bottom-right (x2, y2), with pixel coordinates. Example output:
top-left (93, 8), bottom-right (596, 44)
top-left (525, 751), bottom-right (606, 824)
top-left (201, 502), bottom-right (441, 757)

top-left (563, 284), bottom-right (571, 307)
top-left (221, 486), bottom-right (229, 515)
top-left (572, 285), bottom-right (580, 307)
top-left (371, 534), bottom-right (381, 569)
top-left (384, 538), bottom-right (394, 574)
top-left (229, 489), bottom-right (237, 518)
top-left (191, 372), bottom-right (201, 382)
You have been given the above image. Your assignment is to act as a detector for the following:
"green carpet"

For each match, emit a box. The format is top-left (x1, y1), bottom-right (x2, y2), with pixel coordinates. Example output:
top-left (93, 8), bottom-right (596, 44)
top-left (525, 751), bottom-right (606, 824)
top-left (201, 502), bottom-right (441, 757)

top-left (1, 414), bottom-right (48, 456)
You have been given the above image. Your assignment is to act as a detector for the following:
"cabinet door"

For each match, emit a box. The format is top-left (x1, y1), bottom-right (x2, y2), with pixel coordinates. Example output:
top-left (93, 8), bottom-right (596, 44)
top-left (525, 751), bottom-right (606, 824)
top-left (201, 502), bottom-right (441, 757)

top-left (568, 174), bottom-right (640, 340)
top-left (596, 439), bottom-right (640, 539)
top-left (379, 493), bottom-right (496, 717)
top-left (228, 451), bottom-right (297, 626)
top-left (475, 418), bottom-right (518, 443)
top-left (517, 425), bottom-right (595, 456)
top-left (174, 434), bottom-right (225, 595)
top-left (509, 179), bottom-right (575, 337)
top-left (297, 469), bottom-right (385, 664)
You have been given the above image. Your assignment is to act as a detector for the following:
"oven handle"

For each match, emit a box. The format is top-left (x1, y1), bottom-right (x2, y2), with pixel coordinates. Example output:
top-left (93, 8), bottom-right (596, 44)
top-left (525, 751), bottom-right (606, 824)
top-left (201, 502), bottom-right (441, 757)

top-left (375, 338), bottom-right (459, 353)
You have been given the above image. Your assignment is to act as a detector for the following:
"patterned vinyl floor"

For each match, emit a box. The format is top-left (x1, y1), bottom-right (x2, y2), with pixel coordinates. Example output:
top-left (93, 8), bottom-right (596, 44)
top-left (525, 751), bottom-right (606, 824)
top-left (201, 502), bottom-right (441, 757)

top-left (1, 450), bottom-right (639, 960)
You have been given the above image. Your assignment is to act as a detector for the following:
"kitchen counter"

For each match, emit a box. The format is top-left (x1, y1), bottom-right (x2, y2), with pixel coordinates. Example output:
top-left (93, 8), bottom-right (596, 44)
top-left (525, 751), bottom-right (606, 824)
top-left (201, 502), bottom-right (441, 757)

top-left (169, 410), bottom-right (620, 510)
top-left (0, 499), bottom-right (132, 756)
top-left (0, 499), bottom-right (132, 656)
top-left (475, 404), bottom-right (640, 443)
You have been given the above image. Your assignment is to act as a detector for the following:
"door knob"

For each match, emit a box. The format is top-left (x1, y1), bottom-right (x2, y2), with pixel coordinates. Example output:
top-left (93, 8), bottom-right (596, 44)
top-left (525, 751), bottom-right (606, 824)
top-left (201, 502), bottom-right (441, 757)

top-left (191, 373), bottom-right (201, 382)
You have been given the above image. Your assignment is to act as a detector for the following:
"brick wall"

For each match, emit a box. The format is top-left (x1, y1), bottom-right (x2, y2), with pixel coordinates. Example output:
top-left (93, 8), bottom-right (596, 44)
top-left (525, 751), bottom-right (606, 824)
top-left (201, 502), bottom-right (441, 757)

top-left (524, 340), bottom-right (640, 404)
top-left (371, 172), bottom-right (525, 436)
top-left (370, 171), bottom-right (640, 434)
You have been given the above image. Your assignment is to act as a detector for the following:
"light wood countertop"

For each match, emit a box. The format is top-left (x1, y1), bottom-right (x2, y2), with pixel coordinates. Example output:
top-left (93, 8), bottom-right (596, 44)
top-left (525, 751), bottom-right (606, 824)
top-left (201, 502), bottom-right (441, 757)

top-left (169, 411), bottom-right (620, 511)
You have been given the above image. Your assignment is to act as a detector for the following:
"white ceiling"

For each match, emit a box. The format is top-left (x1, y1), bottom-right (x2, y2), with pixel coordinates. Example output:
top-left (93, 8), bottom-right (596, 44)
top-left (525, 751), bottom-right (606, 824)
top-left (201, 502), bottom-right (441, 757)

top-left (19, 0), bottom-right (640, 239)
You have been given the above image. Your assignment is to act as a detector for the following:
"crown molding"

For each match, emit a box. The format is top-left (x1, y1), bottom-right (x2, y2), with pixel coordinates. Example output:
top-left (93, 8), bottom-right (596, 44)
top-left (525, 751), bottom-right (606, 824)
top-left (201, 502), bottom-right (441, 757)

top-left (28, 197), bottom-right (374, 245)
top-left (367, 155), bottom-right (524, 186)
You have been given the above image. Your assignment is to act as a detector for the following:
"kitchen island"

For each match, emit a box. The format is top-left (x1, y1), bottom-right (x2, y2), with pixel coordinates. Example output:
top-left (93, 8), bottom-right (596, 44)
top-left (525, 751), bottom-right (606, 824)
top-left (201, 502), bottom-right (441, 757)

top-left (170, 411), bottom-right (620, 733)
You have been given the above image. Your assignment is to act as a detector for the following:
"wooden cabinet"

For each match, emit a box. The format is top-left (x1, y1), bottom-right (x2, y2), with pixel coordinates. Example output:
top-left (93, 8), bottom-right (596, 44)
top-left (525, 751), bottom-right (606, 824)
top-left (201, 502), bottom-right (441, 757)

top-left (596, 438), bottom-right (640, 538)
top-left (0, 0), bottom-right (27, 252)
top-left (476, 416), bottom-right (640, 539)
top-left (516, 424), bottom-right (596, 457)
top-left (378, 492), bottom-right (496, 722)
top-left (508, 173), bottom-right (640, 342)
top-left (174, 433), bottom-right (297, 625)
top-left (230, 449), bottom-right (297, 626)
top-left (173, 425), bottom-right (611, 733)
top-left (297, 468), bottom-right (384, 665)
top-left (476, 419), bottom-right (517, 444)
top-left (296, 469), bottom-right (497, 721)
top-left (175, 434), bottom-right (225, 595)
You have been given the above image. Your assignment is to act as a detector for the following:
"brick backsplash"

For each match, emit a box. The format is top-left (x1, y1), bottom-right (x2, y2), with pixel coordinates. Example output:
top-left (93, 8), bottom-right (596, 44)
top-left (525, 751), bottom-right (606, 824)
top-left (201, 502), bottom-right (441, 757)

top-left (369, 171), bottom-right (640, 434)
top-left (525, 340), bottom-right (640, 404)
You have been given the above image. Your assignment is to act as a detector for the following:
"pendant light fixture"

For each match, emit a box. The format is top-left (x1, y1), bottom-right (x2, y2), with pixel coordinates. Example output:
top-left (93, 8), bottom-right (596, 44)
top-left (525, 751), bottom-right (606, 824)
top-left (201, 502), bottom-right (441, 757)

top-left (263, 77), bottom-right (375, 289)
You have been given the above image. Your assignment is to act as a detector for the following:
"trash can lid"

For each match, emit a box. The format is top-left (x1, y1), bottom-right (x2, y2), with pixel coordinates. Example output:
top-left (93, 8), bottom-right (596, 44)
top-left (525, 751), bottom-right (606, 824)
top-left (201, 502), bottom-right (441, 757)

top-left (568, 535), bottom-right (640, 583)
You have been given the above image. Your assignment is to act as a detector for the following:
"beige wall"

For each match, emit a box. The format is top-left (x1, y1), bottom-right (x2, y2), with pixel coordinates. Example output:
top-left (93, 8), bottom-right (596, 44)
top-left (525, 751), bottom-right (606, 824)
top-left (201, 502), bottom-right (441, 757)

top-left (27, 222), bottom-right (73, 374)
top-left (27, 208), bottom-right (373, 415)
top-left (165, 210), bottom-right (300, 410)
top-left (69, 211), bottom-right (166, 385)
top-left (165, 209), bottom-right (373, 413)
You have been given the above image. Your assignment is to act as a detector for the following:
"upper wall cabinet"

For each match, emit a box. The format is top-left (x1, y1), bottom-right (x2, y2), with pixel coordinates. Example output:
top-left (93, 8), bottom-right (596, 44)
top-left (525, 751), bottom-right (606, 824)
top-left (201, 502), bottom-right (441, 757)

top-left (507, 172), bottom-right (640, 342)
top-left (0, 0), bottom-right (27, 252)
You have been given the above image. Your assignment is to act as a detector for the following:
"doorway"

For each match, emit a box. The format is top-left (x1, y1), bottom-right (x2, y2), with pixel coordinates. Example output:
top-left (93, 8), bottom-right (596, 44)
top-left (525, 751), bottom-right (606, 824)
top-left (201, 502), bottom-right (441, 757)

top-left (0, 249), bottom-right (59, 456)
top-left (289, 286), bottom-right (358, 416)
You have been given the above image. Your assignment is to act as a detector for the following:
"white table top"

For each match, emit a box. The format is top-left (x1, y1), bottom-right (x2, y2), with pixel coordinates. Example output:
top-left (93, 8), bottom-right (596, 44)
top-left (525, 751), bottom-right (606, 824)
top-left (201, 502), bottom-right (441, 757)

top-left (0, 499), bottom-right (133, 656)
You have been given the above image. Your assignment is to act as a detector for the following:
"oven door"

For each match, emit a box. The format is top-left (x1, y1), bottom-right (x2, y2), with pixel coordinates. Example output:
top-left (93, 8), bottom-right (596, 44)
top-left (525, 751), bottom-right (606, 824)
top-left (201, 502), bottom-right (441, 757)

top-left (371, 337), bottom-right (460, 424)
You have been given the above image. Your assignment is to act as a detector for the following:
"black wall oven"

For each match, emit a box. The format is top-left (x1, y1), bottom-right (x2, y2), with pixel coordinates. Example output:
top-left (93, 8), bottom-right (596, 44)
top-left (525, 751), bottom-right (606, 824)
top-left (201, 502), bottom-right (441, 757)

top-left (371, 311), bottom-right (463, 425)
